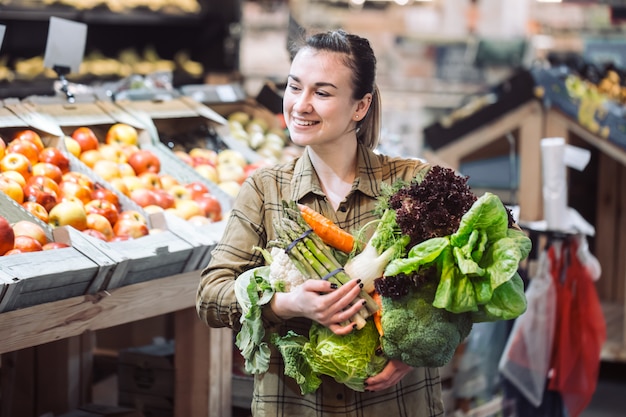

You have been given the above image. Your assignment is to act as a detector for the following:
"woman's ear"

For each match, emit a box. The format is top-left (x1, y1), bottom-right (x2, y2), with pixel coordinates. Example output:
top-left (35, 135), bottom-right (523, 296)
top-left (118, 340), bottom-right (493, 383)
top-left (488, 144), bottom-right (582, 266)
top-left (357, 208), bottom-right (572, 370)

top-left (355, 93), bottom-right (373, 119)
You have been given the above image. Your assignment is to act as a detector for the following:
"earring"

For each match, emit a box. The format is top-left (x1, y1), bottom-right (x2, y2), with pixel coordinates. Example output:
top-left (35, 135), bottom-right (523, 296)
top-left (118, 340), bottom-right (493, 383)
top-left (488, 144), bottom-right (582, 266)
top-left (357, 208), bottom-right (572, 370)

top-left (355, 114), bottom-right (360, 120)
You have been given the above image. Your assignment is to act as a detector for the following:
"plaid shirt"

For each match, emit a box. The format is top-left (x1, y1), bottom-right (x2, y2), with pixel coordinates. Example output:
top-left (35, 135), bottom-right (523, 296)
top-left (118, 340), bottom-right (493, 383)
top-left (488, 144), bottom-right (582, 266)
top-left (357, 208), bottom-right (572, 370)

top-left (197, 144), bottom-right (444, 417)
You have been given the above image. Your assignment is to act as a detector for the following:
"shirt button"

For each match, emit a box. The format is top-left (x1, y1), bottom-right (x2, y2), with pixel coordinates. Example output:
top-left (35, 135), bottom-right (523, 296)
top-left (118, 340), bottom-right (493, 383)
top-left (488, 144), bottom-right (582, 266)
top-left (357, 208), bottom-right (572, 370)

top-left (336, 393), bottom-right (343, 400)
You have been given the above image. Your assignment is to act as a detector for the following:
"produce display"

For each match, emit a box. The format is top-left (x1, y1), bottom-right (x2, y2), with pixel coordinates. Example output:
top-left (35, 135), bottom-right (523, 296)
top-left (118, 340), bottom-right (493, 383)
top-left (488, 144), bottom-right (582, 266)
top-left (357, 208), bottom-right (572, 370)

top-left (0, 214), bottom-right (70, 256)
top-left (234, 165), bottom-right (531, 394)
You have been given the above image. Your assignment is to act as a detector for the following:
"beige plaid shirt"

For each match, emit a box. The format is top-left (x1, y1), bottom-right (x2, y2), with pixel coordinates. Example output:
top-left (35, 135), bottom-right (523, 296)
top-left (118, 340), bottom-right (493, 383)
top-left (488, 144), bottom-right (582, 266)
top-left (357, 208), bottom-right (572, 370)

top-left (197, 143), bottom-right (444, 417)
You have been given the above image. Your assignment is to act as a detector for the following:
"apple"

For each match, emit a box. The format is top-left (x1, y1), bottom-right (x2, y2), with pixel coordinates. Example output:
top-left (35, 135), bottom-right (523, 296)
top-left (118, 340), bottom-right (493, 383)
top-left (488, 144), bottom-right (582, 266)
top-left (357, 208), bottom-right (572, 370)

top-left (169, 184), bottom-right (192, 201)
top-left (143, 204), bottom-right (165, 214)
top-left (12, 220), bottom-right (48, 246)
top-left (48, 200), bottom-right (88, 230)
top-left (0, 170), bottom-right (26, 187)
top-left (72, 127), bottom-right (100, 152)
top-left (22, 201), bottom-right (50, 223)
top-left (130, 188), bottom-right (158, 208)
top-left (13, 130), bottom-right (44, 152)
top-left (38, 147), bottom-right (70, 173)
top-left (173, 199), bottom-right (204, 220)
top-left (92, 159), bottom-right (121, 181)
top-left (62, 171), bottom-right (95, 191)
top-left (128, 149), bottom-right (160, 175)
top-left (0, 176), bottom-right (25, 203)
top-left (184, 181), bottom-right (210, 199)
top-left (194, 193), bottom-right (222, 221)
top-left (120, 144), bottom-right (140, 161)
top-left (218, 180), bottom-right (241, 197)
top-left (99, 143), bottom-right (128, 163)
top-left (84, 198), bottom-right (119, 226)
top-left (106, 123), bottom-right (138, 146)
top-left (42, 241), bottom-right (71, 250)
top-left (118, 162), bottom-right (136, 177)
top-left (7, 139), bottom-right (40, 165)
top-left (188, 215), bottom-right (212, 226)
top-left (0, 215), bottom-right (15, 255)
top-left (217, 163), bottom-right (246, 184)
top-left (86, 213), bottom-right (114, 241)
top-left (32, 162), bottom-right (63, 183)
top-left (159, 174), bottom-right (179, 190)
top-left (0, 152), bottom-right (32, 180)
top-left (120, 176), bottom-right (144, 193)
top-left (189, 148), bottom-right (218, 165)
top-left (79, 149), bottom-right (104, 168)
top-left (194, 164), bottom-right (219, 183)
top-left (82, 228), bottom-right (108, 241)
top-left (0, 136), bottom-right (6, 160)
top-left (109, 178), bottom-right (129, 196)
top-left (13, 235), bottom-right (43, 252)
top-left (58, 180), bottom-right (92, 205)
top-left (138, 172), bottom-right (162, 190)
top-left (23, 180), bottom-right (58, 212)
top-left (64, 136), bottom-right (82, 158)
top-left (152, 189), bottom-right (175, 209)
top-left (113, 218), bottom-right (149, 239)
top-left (4, 248), bottom-right (25, 255)
top-left (118, 209), bottom-right (148, 225)
top-left (91, 185), bottom-right (121, 211)
top-left (174, 150), bottom-right (194, 166)
top-left (217, 149), bottom-right (247, 168)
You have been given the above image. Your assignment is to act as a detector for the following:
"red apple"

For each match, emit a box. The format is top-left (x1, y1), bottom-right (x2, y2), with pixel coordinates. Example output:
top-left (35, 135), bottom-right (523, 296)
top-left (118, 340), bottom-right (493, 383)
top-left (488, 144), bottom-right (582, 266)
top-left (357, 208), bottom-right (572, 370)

top-left (130, 188), bottom-right (158, 208)
top-left (86, 213), bottom-right (114, 241)
top-left (48, 200), bottom-right (88, 230)
top-left (194, 193), bottom-right (222, 221)
top-left (58, 180), bottom-right (92, 205)
top-left (32, 162), bottom-right (63, 183)
top-left (184, 181), bottom-right (210, 199)
top-left (23, 175), bottom-right (59, 212)
top-left (118, 210), bottom-right (148, 225)
top-left (13, 235), bottom-right (43, 252)
top-left (91, 185), bottom-right (121, 211)
top-left (22, 201), bottom-right (49, 223)
top-left (13, 130), bottom-right (44, 152)
top-left (0, 176), bottom-right (25, 203)
top-left (72, 127), bottom-right (100, 152)
top-left (113, 218), bottom-right (149, 239)
top-left (138, 172), bottom-right (162, 190)
top-left (0, 152), bottom-right (32, 180)
top-left (38, 147), bottom-right (70, 173)
top-left (12, 220), bottom-right (48, 246)
top-left (127, 149), bottom-right (160, 175)
top-left (42, 241), bottom-right (71, 250)
top-left (7, 139), bottom-right (40, 165)
top-left (0, 215), bottom-right (15, 255)
top-left (61, 171), bottom-right (94, 191)
top-left (84, 198), bottom-right (119, 226)
top-left (105, 123), bottom-right (138, 146)
top-left (152, 188), bottom-right (175, 209)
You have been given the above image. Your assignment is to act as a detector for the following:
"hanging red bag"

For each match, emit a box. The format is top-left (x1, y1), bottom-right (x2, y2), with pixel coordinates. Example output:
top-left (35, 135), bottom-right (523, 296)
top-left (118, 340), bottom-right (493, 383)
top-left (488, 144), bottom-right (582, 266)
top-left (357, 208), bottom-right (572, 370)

top-left (548, 235), bottom-right (606, 417)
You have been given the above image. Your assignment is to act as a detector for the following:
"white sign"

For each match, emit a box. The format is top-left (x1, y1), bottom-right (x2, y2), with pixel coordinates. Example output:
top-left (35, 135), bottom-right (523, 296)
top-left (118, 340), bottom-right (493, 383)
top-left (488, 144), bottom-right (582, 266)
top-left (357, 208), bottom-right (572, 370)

top-left (43, 17), bottom-right (87, 74)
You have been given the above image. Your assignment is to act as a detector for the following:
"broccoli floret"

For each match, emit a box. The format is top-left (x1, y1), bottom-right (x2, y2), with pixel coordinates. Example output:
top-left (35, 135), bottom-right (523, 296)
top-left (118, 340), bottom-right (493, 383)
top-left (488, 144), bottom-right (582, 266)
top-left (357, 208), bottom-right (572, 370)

top-left (380, 279), bottom-right (473, 368)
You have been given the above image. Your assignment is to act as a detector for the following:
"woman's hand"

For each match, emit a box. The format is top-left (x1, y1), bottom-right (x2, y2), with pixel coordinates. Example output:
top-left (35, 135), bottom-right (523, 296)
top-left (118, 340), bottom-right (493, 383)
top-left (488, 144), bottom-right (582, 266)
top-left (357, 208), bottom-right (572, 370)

top-left (271, 278), bottom-right (364, 335)
top-left (364, 359), bottom-right (414, 391)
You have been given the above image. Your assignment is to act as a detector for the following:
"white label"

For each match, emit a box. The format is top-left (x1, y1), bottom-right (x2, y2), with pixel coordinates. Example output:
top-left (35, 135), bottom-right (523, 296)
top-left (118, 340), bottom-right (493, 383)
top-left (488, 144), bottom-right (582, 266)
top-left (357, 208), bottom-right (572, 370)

top-left (43, 17), bottom-right (87, 74)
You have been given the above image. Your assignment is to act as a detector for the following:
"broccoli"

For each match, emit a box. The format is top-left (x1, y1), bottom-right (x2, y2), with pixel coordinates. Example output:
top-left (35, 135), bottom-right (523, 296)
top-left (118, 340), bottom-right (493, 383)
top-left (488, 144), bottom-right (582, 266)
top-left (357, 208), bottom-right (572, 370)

top-left (379, 278), bottom-right (473, 368)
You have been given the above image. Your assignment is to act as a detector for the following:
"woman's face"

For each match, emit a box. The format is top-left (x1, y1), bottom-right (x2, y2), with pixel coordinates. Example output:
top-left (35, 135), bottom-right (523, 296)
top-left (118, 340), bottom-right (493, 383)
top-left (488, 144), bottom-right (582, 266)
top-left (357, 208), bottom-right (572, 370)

top-left (283, 48), bottom-right (368, 149)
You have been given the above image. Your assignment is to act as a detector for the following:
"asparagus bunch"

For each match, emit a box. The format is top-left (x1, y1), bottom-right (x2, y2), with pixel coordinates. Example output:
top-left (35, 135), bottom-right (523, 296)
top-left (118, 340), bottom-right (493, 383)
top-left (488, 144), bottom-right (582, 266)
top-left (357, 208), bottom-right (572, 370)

top-left (269, 201), bottom-right (379, 329)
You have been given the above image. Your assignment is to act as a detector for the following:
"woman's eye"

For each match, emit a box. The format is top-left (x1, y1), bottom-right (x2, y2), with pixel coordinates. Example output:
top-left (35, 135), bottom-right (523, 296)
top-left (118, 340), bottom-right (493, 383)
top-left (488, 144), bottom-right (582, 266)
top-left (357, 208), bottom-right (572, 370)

top-left (316, 90), bottom-right (329, 97)
top-left (287, 84), bottom-right (301, 92)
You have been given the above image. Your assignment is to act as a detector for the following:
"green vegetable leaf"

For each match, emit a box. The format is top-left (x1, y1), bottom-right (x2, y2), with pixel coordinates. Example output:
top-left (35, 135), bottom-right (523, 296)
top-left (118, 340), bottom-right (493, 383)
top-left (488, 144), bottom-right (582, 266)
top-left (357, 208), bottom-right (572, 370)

top-left (433, 247), bottom-right (478, 313)
top-left (450, 193), bottom-right (508, 248)
top-left (272, 331), bottom-right (321, 395)
top-left (471, 272), bottom-right (527, 322)
top-left (384, 237), bottom-right (449, 277)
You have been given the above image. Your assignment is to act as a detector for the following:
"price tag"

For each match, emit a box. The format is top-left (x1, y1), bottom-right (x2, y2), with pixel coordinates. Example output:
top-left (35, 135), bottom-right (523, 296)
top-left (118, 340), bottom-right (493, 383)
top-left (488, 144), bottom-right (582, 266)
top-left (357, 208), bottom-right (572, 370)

top-left (43, 17), bottom-right (87, 74)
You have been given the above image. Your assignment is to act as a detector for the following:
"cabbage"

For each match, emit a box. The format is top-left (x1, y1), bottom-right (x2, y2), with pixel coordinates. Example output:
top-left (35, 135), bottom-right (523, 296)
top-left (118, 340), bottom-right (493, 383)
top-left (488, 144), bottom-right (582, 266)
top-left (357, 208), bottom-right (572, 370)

top-left (272, 320), bottom-right (387, 395)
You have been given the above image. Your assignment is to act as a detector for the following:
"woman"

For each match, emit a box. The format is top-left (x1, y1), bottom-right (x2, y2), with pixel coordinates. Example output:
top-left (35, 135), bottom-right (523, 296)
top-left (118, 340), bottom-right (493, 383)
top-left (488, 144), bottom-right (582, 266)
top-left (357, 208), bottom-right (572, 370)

top-left (196, 29), bottom-right (444, 416)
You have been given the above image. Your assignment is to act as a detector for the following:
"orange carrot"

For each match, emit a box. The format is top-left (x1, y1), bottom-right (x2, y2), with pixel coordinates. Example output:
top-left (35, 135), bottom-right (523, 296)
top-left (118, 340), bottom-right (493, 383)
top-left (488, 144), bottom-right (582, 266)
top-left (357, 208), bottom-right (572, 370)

top-left (372, 292), bottom-right (384, 337)
top-left (297, 203), bottom-right (355, 253)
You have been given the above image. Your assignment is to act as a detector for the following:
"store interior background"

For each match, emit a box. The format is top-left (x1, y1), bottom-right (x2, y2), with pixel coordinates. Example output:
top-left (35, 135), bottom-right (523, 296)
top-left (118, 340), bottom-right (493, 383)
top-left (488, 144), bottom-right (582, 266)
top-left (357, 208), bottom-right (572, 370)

top-left (236, 1), bottom-right (626, 416)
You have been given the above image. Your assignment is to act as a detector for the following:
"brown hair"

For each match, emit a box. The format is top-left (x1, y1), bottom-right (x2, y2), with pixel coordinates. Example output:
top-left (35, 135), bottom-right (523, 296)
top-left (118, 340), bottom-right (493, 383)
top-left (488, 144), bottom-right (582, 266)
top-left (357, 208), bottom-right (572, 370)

top-left (288, 29), bottom-right (381, 150)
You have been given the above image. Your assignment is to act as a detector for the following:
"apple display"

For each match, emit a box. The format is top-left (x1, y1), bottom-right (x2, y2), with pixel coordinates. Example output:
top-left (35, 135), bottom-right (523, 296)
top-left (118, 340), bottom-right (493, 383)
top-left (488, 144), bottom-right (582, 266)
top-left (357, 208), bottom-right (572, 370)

top-left (12, 220), bottom-right (48, 246)
top-left (22, 201), bottom-right (50, 223)
top-left (72, 127), bottom-right (100, 152)
top-left (0, 176), bottom-right (25, 203)
top-left (48, 200), bottom-right (88, 230)
top-left (0, 215), bottom-right (15, 255)
top-left (86, 213), bottom-right (114, 241)
top-left (0, 152), bottom-right (32, 181)
top-left (194, 193), bottom-right (222, 222)
top-left (32, 162), bottom-right (63, 183)
top-left (38, 147), bottom-right (70, 173)
top-left (105, 123), bottom-right (139, 146)
top-left (127, 149), bottom-right (161, 175)
top-left (63, 136), bottom-right (82, 158)
top-left (7, 139), bottom-right (40, 165)
top-left (58, 180), bottom-right (92, 205)
top-left (84, 198), bottom-right (120, 226)
top-left (13, 129), bottom-right (44, 152)
top-left (13, 235), bottom-right (43, 252)
top-left (113, 218), bottom-right (149, 239)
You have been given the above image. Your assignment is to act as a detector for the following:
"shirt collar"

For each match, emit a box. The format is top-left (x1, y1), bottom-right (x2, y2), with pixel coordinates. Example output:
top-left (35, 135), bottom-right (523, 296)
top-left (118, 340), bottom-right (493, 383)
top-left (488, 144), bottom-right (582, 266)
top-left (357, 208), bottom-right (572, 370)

top-left (290, 143), bottom-right (382, 202)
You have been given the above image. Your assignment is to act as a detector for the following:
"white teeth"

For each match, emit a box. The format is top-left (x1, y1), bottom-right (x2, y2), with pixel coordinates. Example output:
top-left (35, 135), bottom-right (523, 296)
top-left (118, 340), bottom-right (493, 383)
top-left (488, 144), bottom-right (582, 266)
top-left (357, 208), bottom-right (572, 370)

top-left (294, 119), bottom-right (316, 126)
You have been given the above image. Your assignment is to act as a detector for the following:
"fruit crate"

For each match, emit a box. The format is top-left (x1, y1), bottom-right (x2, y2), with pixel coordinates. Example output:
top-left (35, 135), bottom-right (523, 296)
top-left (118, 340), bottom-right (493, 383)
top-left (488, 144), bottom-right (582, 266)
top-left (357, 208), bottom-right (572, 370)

top-left (0, 192), bottom-right (124, 313)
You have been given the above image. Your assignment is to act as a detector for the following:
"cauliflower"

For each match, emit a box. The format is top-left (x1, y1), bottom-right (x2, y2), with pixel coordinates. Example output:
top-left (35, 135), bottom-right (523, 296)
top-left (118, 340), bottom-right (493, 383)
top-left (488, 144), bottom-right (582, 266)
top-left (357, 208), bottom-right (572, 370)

top-left (268, 247), bottom-right (308, 291)
top-left (379, 277), bottom-right (473, 368)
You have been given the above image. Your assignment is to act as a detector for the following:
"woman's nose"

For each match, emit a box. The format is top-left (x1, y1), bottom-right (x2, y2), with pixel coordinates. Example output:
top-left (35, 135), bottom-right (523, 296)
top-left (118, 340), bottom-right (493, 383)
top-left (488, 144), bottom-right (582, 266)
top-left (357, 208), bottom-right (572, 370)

top-left (293, 93), bottom-right (312, 113)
